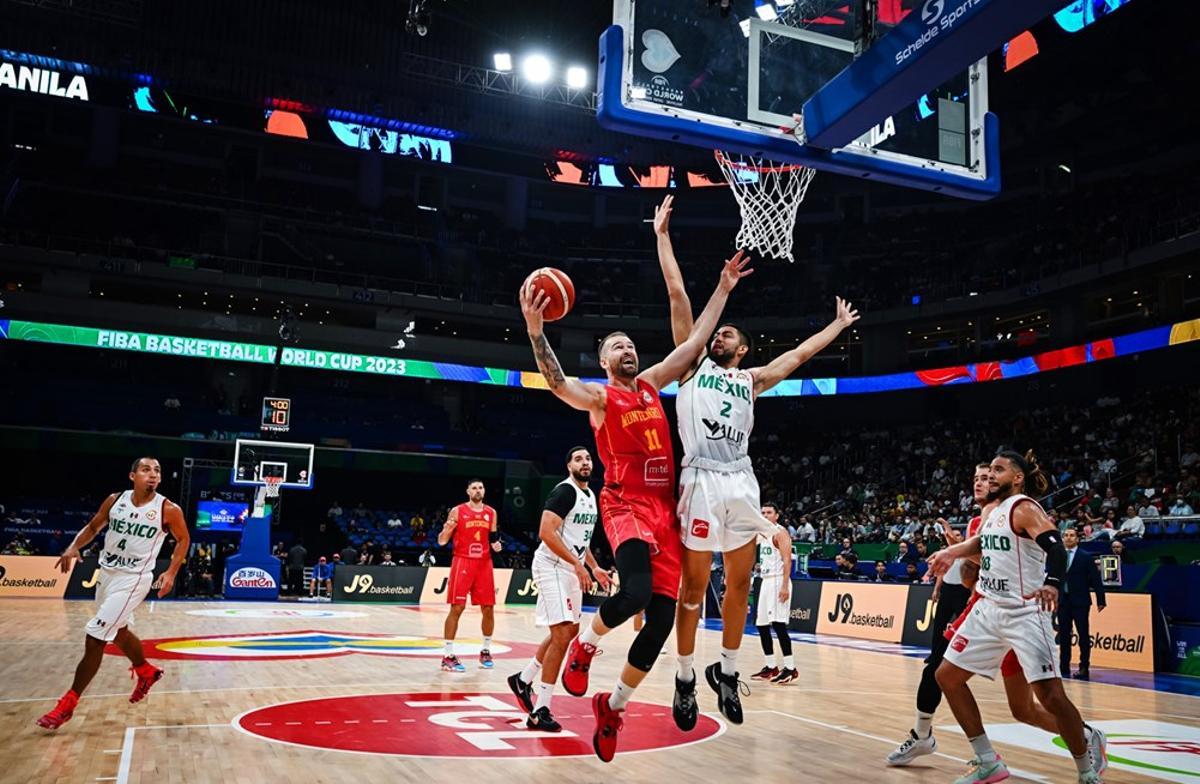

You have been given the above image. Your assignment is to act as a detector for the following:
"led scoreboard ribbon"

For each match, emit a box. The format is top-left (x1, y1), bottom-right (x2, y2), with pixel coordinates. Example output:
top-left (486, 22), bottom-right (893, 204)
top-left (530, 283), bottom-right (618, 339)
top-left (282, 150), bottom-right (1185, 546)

top-left (2, 318), bottom-right (1198, 398)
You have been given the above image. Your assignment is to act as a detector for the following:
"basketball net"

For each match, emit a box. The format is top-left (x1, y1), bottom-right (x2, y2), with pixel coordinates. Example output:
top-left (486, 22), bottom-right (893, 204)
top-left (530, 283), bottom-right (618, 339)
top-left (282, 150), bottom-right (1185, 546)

top-left (714, 150), bottom-right (815, 263)
top-left (253, 477), bottom-right (282, 518)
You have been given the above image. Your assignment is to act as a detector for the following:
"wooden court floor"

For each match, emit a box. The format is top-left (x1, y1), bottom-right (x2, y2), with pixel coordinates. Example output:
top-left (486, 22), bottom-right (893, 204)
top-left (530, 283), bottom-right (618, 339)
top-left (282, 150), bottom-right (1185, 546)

top-left (1, 598), bottom-right (1196, 784)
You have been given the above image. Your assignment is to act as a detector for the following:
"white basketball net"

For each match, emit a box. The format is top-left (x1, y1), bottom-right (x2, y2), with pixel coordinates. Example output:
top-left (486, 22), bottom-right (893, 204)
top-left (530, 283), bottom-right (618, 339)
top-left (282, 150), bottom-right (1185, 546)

top-left (715, 150), bottom-right (816, 263)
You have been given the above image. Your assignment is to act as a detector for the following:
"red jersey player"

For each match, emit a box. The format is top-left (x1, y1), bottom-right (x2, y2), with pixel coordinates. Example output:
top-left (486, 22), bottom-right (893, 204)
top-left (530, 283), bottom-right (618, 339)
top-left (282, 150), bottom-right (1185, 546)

top-left (521, 251), bottom-right (751, 762)
top-left (437, 479), bottom-right (502, 672)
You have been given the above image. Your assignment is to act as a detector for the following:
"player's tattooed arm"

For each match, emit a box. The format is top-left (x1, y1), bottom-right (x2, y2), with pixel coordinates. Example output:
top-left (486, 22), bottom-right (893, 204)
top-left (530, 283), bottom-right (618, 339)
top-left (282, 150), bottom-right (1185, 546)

top-left (652, 194), bottom-right (695, 347)
top-left (56, 493), bottom-right (118, 572)
top-left (521, 283), bottom-right (607, 414)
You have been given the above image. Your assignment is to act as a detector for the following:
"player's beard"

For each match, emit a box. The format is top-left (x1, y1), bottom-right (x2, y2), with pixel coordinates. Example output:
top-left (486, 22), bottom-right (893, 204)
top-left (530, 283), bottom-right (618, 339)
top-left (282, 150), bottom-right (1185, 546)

top-left (611, 353), bottom-right (638, 380)
top-left (569, 468), bottom-right (591, 482)
top-left (986, 486), bottom-right (1004, 502)
top-left (708, 343), bottom-right (739, 366)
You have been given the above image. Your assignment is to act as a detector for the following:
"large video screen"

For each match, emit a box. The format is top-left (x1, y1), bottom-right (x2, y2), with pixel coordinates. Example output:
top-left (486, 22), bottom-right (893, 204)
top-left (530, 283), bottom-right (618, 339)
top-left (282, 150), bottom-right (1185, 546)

top-left (195, 500), bottom-right (251, 532)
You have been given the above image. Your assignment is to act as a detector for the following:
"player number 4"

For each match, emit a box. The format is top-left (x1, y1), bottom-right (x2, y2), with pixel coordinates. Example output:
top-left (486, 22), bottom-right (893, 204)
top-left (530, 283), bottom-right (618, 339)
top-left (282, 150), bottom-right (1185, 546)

top-left (116, 538), bottom-right (128, 551)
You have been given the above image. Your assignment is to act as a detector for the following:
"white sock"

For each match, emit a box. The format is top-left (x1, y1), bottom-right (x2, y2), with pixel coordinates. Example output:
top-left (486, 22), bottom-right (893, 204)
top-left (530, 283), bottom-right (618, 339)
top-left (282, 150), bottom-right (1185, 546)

top-left (915, 711), bottom-right (934, 739)
top-left (534, 680), bottom-right (554, 712)
top-left (720, 647), bottom-right (738, 677)
top-left (482, 636), bottom-right (492, 652)
top-left (783, 654), bottom-right (795, 669)
top-left (608, 679), bottom-right (635, 710)
top-left (766, 653), bottom-right (779, 668)
top-left (968, 734), bottom-right (998, 764)
top-left (520, 657), bottom-right (542, 684)
top-left (677, 653), bottom-right (695, 683)
top-left (579, 620), bottom-right (604, 647)
top-left (1073, 752), bottom-right (1091, 774)
top-left (444, 640), bottom-right (453, 656)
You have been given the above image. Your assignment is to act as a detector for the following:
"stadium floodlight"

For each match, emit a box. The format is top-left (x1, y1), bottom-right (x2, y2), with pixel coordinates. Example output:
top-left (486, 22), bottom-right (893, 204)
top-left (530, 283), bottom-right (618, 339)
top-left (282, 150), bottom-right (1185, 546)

top-left (494, 52), bottom-right (513, 72)
top-left (521, 54), bottom-right (553, 84)
top-left (755, 2), bottom-right (778, 21)
top-left (566, 66), bottom-right (588, 89)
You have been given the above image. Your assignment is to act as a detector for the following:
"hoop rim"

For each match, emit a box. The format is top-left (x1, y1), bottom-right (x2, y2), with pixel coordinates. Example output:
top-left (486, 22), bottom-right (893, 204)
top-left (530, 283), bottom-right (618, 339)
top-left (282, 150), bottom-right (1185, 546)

top-left (714, 149), bottom-right (809, 174)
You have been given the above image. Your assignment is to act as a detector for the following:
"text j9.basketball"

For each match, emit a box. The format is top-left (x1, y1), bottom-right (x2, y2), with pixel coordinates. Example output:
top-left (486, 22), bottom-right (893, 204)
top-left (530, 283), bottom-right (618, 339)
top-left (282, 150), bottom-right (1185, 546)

top-left (524, 267), bottom-right (575, 322)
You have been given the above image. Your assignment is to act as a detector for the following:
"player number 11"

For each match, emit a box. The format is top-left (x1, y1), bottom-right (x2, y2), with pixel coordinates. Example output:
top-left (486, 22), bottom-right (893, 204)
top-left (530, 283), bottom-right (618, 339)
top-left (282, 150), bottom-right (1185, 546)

top-left (643, 429), bottom-right (663, 451)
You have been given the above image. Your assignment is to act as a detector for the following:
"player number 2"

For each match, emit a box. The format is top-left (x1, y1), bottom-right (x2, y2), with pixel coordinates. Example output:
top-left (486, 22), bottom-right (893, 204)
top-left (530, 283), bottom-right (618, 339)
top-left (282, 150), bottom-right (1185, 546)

top-left (643, 429), bottom-right (663, 451)
top-left (719, 401), bottom-right (732, 418)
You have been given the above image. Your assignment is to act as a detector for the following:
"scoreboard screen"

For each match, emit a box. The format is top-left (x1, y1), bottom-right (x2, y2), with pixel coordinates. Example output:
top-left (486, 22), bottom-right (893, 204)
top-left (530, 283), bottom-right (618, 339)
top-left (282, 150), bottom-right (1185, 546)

top-left (261, 396), bottom-right (292, 433)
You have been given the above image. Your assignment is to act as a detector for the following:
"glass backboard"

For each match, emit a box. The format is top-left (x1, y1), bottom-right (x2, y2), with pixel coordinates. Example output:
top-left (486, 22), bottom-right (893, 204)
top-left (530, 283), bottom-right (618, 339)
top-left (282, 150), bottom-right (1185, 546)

top-left (598, 0), bottom-right (999, 198)
top-left (231, 439), bottom-right (315, 490)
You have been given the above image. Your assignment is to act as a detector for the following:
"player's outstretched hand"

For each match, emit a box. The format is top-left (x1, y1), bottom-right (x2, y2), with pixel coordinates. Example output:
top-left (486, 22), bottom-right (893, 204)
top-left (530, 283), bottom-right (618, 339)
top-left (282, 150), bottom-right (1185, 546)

top-left (520, 281), bottom-right (550, 334)
top-left (653, 194), bottom-right (673, 236)
top-left (155, 571), bottom-right (176, 598)
top-left (592, 567), bottom-right (613, 593)
top-left (719, 249), bottom-right (753, 292)
top-left (55, 549), bottom-right (77, 574)
top-left (574, 562), bottom-right (594, 593)
top-left (925, 549), bottom-right (954, 578)
top-left (834, 296), bottom-right (860, 329)
top-left (1024, 584), bottom-right (1058, 613)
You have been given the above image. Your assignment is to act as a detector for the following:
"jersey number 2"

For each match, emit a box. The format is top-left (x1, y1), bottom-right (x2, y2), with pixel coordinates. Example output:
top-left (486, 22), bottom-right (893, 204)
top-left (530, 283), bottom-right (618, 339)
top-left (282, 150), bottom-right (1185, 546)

top-left (719, 401), bottom-right (732, 418)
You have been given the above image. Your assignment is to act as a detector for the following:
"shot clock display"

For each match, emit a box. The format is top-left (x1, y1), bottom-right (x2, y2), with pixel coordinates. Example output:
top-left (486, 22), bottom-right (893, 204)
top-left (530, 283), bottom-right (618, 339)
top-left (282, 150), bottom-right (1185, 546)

top-left (261, 396), bottom-right (292, 433)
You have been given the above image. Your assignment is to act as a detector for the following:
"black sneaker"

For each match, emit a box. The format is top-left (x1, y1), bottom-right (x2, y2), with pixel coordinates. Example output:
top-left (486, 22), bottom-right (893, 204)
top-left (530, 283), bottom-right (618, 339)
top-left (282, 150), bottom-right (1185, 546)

top-left (507, 672), bottom-right (534, 714)
top-left (672, 674), bottom-right (698, 731)
top-left (705, 662), bottom-right (747, 724)
top-left (526, 706), bottom-right (563, 732)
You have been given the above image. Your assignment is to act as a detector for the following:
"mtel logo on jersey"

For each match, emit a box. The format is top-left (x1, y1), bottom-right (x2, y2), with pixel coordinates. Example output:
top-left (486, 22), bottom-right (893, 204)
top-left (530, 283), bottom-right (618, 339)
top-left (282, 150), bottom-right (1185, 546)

top-left (0, 61), bottom-right (89, 101)
top-left (229, 567), bottom-right (277, 589)
top-left (236, 693), bottom-right (724, 759)
top-left (116, 630), bottom-right (522, 661)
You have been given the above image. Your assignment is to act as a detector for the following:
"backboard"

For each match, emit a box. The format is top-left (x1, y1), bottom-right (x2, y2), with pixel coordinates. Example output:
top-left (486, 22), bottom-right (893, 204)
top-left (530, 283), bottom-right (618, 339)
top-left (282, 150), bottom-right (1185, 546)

top-left (598, 0), bottom-right (1000, 198)
top-left (231, 439), bottom-right (315, 490)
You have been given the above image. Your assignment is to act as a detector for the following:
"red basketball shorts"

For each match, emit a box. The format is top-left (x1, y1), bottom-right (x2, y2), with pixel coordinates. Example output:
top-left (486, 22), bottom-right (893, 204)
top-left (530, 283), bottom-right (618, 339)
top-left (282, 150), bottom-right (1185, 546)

top-left (599, 489), bottom-right (682, 600)
top-left (447, 556), bottom-right (495, 606)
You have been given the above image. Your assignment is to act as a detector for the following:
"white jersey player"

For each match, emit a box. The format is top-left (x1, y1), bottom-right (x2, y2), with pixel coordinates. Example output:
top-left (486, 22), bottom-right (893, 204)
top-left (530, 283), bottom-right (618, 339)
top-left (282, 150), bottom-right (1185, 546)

top-left (928, 451), bottom-right (1103, 784)
top-left (36, 457), bottom-right (190, 731)
top-left (751, 503), bottom-right (797, 684)
top-left (654, 191), bottom-right (860, 730)
top-left (508, 447), bottom-right (612, 732)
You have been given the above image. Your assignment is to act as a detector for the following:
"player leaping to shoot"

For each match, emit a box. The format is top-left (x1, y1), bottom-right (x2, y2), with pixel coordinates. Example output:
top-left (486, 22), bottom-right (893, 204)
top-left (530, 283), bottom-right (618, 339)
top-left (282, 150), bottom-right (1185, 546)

top-left (36, 457), bottom-right (190, 730)
top-left (653, 194), bottom-right (859, 728)
top-left (521, 251), bottom-right (750, 762)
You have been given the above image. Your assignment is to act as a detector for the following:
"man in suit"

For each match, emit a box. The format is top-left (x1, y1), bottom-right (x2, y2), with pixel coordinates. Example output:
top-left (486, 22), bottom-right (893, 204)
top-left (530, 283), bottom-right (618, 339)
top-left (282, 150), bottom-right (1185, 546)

top-left (1058, 528), bottom-right (1107, 680)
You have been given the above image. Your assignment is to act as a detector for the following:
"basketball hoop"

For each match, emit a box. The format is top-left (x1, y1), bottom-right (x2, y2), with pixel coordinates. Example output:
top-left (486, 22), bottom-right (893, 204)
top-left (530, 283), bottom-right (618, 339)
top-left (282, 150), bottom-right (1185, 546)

top-left (263, 477), bottom-right (283, 498)
top-left (714, 149), bottom-right (815, 263)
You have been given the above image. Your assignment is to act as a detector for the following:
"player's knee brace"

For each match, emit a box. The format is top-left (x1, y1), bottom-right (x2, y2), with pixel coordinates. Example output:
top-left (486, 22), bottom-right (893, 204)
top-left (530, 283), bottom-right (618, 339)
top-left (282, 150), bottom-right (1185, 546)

top-left (598, 571), bottom-right (653, 628)
top-left (627, 594), bottom-right (675, 672)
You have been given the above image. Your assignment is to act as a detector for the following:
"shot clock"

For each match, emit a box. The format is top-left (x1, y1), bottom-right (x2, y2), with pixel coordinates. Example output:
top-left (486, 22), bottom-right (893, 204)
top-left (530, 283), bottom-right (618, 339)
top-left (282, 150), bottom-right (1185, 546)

top-left (261, 396), bottom-right (292, 433)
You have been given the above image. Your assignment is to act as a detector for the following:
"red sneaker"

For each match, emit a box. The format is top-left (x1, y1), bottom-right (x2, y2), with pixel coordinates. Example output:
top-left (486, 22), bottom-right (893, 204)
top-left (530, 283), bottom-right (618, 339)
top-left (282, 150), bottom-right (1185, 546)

top-left (129, 664), bottom-right (164, 704)
top-left (591, 692), bottom-right (624, 763)
top-left (35, 691), bottom-right (79, 730)
top-left (561, 637), bottom-right (600, 697)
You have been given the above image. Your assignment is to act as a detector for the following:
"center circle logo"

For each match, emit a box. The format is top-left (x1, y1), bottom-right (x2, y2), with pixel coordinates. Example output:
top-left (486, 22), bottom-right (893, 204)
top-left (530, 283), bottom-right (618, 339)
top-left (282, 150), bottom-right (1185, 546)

top-left (235, 692), bottom-right (724, 759)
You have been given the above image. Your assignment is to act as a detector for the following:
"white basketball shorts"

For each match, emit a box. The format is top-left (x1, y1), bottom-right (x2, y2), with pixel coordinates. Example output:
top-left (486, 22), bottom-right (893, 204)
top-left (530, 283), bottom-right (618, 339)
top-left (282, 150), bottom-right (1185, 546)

top-left (85, 567), bottom-right (154, 642)
top-left (944, 595), bottom-right (1062, 683)
top-left (755, 574), bottom-right (791, 626)
top-left (679, 466), bottom-right (772, 552)
top-left (531, 556), bottom-right (582, 627)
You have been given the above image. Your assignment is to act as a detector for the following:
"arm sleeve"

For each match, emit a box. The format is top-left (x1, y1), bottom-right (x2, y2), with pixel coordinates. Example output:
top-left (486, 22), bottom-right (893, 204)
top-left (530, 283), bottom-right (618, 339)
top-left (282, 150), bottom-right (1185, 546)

top-left (1035, 530), bottom-right (1067, 587)
top-left (543, 485), bottom-right (576, 519)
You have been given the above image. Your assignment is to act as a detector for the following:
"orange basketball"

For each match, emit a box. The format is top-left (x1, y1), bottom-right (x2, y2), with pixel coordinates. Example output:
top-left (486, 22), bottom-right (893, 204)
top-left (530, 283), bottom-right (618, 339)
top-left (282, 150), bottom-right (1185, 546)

top-left (523, 267), bottom-right (576, 322)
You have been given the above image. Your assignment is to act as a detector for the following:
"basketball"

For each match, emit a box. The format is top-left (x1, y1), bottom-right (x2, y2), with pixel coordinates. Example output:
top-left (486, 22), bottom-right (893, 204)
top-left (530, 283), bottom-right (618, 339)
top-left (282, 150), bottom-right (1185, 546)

top-left (523, 267), bottom-right (576, 322)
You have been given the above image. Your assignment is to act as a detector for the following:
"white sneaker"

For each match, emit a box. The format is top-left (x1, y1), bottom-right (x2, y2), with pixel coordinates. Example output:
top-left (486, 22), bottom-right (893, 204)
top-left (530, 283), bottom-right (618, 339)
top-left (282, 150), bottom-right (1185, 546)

top-left (886, 729), bottom-right (937, 766)
top-left (1086, 725), bottom-right (1108, 775)
top-left (953, 757), bottom-right (1010, 784)
top-left (1078, 771), bottom-right (1103, 784)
